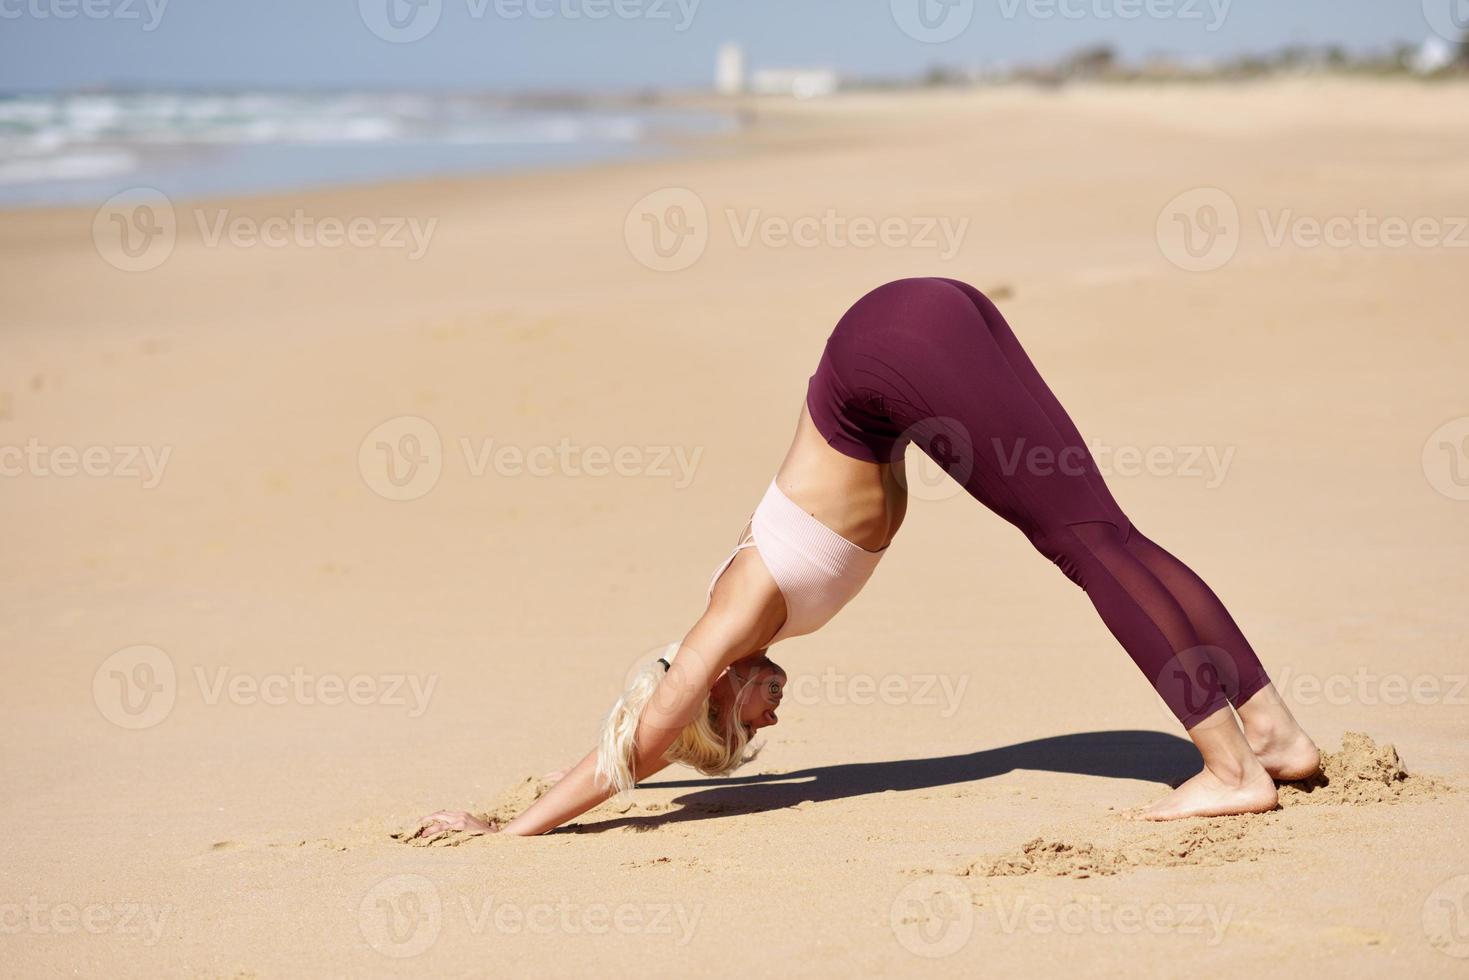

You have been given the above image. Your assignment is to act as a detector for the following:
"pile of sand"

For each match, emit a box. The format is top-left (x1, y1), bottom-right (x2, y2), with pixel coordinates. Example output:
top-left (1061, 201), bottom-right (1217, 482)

top-left (967, 733), bottom-right (1452, 877)
top-left (1278, 732), bottom-right (1447, 807)
top-left (972, 818), bottom-right (1269, 879)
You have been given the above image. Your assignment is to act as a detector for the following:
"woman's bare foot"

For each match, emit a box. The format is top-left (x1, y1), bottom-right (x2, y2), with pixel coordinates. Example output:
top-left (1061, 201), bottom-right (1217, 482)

top-left (1131, 762), bottom-right (1278, 821)
top-left (1132, 703), bottom-right (1278, 821)
top-left (1245, 726), bottom-right (1321, 781)
top-left (1235, 684), bottom-right (1321, 781)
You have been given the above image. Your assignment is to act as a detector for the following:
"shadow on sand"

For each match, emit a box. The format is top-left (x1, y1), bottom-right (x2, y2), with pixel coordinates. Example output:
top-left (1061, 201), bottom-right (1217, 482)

top-left (560, 729), bottom-right (1199, 834)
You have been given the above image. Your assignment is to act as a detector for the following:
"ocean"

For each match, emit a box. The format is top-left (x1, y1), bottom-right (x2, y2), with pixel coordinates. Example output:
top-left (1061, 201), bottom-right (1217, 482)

top-left (0, 90), bottom-right (735, 207)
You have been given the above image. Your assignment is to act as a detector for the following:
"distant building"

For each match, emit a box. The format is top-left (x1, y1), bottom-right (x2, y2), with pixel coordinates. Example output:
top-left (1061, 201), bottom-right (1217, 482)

top-left (749, 67), bottom-right (840, 99)
top-left (1410, 35), bottom-right (1460, 75)
top-left (716, 43), bottom-right (746, 95)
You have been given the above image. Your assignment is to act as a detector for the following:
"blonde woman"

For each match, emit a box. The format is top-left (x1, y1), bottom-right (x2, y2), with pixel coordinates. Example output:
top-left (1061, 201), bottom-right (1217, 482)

top-left (412, 278), bottom-right (1319, 839)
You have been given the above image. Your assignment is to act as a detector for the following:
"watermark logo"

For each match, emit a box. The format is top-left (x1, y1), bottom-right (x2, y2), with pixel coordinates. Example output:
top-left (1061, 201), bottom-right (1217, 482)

top-left (613, 642), bottom-right (682, 700)
top-left (1423, 873), bottom-right (1469, 958)
top-left (625, 187), bottom-right (709, 272)
top-left (1157, 187), bottom-right (1240, 273)
top-left (891, 0), bottom-right (974, 43)
top-left (891, 874), bottom-right (974, 957)
top-left (459, 436), bottom-right (701, 486)
top-left (193, 666), bottom-right (437, 717)
top-left (93, 644), bottom-right (177, 730)
top-left (1271, 666), bottom-right (1468, 708)
top-left (94, 190), bottom-right (439, 270)
top-left (995, 0), bottom-right (1231, 31)
top-left (1423, 416), bottom-right (1469, 501)
top-left (984, 895), bottom-right (1233, 943)
top-left (786, 667), bottom-right (969, 717)
top-left (1161, 188), bottom-right (1467, 272)
top-left (359, 419), bottom-right (703, 500)
top-left (726, 208), bottom-right (967, 260)
top-left (459, 894), bottom-right (702, 942)
top-left (0, 897), bottom-right (170, 945)
top-left (359, 416), bottom-right (444, 502)
top-left (0, 439), bottom-right (172, 487)
top-left (1423, 0), bottom-right (1469, 43)
top-left (1153, 645), bottom-right (1241, 728)
top-left (360, 0), bottom-right (442, 42)
top-left (194, 208), bottom-right (437, 259)
top-left (993, 436), bottom-right (1236, 489)
top-left (0, 0), bottom-right (169, 30)
top-left (895, 416), bottom-right (975, 502)
top-left (93, 188), bottom-right (176, 272)
top-left (625, 188), bottom-right (969, 270)
top-left (1258, 210), bottom-right (1468, 251)
top-left (359, 874), bottom-right (443, 958)
top-left (93, 645), bottom-right (438, 728)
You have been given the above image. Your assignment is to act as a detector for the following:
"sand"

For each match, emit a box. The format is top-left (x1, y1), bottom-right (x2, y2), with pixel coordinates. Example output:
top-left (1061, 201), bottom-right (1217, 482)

top-left (2, 78), bottom-right (1468, 977)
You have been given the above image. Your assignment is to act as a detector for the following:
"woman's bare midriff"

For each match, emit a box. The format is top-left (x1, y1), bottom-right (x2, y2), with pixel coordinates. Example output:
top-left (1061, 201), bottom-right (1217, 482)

top-left (770, 399), bottom-right (907, 552)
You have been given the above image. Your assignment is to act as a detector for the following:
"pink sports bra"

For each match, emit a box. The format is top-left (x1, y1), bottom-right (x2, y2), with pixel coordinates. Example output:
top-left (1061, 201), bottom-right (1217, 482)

top-left (706, 478), bottom-right (888, 645)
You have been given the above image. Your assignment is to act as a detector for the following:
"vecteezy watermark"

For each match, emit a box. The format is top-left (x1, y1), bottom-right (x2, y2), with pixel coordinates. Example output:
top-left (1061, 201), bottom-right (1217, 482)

top-left (92, 645), bottom-right (438, 729)
top-left (359, 0), bottom-right (700, 43)
top-left (193, 666), bottom-right (437, 717)
top-left (725, 209), bottom-right (969, 261)
top-left (983, 895), bottom-right (1234, 944)
top-left (891, 875), bottom-right (974, 958)
top-left (624, 188), bottom-right (969, 272)
top-left (785, 668), bottom-right (970, 718)
top-left (1153, 645), bottom-right (1242, 728)
top-left (0, 438), bottom-right (171, 488)
top-left (0, 0), bottom-right (168, 30)
top-left (1157, 187), bottom-right (1241, 273)
top-left (995, 0), bottom-right (1231, 31)
top-left (0, 897), bottom-right (170, 946)
top-left (358, 874), bottom-right (703, 958)
top-left (895, 416), bottom-right (976, 503)
top-left (624, 187), bottom-right (710, 273)
top-left (1257, 209), bottom-right (1469, 251)
top-left (1422, 0), bottom-right (1469, 43)
top-left (193, 209), bottom-right (436, 259)
top-left (993, 436), bottom-right (1237, 489)
top-left (459, 437), bottom-right (700, 485)
top-left (93, 188), bottom-right (176, 272)
top-left (360, 875), bottom-right (442, 959)
top-left (93, 645), bottom-right (177, 730)
top-left (358, 416), bottom-right (444, 502)
top-left (1423, 416), bottom-right (1469, 502)
top-left (890, 0), bottom-right (976, 44)
top-left (1158, 187), bottom-right (1469, 272)
top-left (358, 416), bottom-right (704, 502)
top-left (1424, 873), bottom-right (1469, 959)
top-left (1272, 666), bottom-right (1469, 708)
top-left (92, 189), bottom-right (439, 272)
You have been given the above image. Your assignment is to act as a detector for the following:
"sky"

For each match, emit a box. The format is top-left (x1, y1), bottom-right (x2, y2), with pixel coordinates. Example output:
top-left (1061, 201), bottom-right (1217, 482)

top-left (0, 0), bottom-right (1452, 93)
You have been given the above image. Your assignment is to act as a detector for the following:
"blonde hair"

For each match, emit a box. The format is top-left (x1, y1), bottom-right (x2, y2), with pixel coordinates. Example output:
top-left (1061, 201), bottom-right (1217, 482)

top-left (595, 649), bottom-right (762, 799)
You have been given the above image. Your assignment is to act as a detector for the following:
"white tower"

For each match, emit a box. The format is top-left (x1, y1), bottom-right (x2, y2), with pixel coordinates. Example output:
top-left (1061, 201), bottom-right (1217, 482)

top-left (716, 42), bottom-right (746, 95)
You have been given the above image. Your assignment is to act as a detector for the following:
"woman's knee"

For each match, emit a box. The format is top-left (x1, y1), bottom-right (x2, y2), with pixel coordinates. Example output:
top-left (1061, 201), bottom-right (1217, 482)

top-left (1028, 519), bottom-right (1130, 588)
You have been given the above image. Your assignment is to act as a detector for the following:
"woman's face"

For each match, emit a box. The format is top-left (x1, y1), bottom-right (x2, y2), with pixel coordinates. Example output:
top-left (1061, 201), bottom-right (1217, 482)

top-left (713, 654), bottom-right (786, 736)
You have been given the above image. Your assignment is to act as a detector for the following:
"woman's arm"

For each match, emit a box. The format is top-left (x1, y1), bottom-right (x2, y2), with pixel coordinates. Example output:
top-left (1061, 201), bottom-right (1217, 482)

top-left (499, 601), bottom-right (771, 835)
top-left (410, 546), bottom-right (786, 840)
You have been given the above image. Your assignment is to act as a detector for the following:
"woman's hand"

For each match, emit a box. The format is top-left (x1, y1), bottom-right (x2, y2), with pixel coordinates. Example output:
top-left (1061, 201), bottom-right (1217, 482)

top-left (405, 809), bottom-right (498, 841)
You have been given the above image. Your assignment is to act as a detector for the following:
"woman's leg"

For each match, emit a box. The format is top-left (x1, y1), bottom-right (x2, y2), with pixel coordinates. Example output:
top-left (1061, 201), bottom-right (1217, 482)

top-left (932, 278), bottom-right (1320, 784)
top-left (834, 277), bottom-right (1315, 817)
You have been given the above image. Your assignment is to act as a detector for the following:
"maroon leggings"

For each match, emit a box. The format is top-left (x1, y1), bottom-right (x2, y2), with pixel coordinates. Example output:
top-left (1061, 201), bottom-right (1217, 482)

top-left (806, 277), bottom-right (1271, 728)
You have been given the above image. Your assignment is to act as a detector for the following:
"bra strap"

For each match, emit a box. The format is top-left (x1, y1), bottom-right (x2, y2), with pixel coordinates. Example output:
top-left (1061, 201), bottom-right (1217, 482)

top-left (706, 519), bottom-right (758, 598)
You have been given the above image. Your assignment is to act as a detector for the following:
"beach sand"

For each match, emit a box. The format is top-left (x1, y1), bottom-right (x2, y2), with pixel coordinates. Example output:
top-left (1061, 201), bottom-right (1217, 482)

top-left (2, 77), bottom-right (1467, 977)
